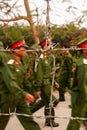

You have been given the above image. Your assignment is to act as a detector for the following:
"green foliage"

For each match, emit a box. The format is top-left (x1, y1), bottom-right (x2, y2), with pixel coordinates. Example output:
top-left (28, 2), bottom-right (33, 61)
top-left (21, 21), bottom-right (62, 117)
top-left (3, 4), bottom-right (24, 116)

top-left (51, 23), bottom-right (79, 47)
top-left (0, 23), bottom-right (87, 72)
top-left (8, 26), bottom-right (24, 43)
top-left (19, 26), bottom-right (35, 46)
top-left (0, 23), bottom-right (87, 49)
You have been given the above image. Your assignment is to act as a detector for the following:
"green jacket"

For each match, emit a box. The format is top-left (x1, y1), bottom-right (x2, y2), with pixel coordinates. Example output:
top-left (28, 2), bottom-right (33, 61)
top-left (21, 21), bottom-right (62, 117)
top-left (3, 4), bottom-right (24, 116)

top-left (0, 54), bottom-right (27, 98)
top-left (72, 56), bottom-right (87, 104)
top-left (35, 53), bottom-right (54, 90)
top-left (60, 53), bottom-right (73, 78)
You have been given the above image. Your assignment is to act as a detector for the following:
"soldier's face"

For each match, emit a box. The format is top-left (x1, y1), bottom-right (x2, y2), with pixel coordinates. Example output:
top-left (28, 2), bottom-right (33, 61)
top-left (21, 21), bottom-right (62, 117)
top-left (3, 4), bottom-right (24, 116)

top-left (43, 42), bottom-right (51, 51)
top-left (62, 48), bottom-right (69, 54)
top-left (83, 49), bottom-right (87, 58)
top-left (16, 47), bottom-right (27, 57)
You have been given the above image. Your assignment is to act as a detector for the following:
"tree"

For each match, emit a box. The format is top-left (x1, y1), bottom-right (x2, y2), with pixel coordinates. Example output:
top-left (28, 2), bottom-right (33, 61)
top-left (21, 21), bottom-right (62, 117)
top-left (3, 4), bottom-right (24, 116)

top-left (0, 0), bottom-right (39, 44)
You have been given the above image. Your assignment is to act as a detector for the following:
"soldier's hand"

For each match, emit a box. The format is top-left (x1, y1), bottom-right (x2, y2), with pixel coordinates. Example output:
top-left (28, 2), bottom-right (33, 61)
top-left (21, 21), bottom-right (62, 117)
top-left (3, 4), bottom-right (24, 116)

top-left (70, 77), bottom-right (74, 82)
top-left (35, 91), bottom-right (41, 98)
top-left (54, 82), bottom-right (60, 88)
top-left (25, 93), bottom-right (35, 103)
top-left (72, 67), bottom-right (76, 73)
top-left (26, 72), bottom-right (30, 79)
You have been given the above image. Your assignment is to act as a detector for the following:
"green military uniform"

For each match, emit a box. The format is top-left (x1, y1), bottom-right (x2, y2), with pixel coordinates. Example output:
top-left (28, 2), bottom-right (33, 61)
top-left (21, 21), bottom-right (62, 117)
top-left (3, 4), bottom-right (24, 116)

top-left (0, 41), bottom-right (9, 95)
top-left (22, 44), bottom-right (41, 99)
top-left (35, 52), bottom-right (58, 125)
top-left (26, 44), bottom-right (58, 113)
top-left (0, 42), bottom-right (6, 102)
top-left (21, 53), bottom-right (36, 97)
top-left (0, 53), bottom-right (41, 130)
top-left (30, 50), bottom-right (59, 113)
top-left (0, 41), bottom-right (8, 64)
top-left (66, 56), bottom-right (87, 130)
top-left (30, 95), bottom-right (58, 113)
top-left (58, 52), bottom-right (73, 101)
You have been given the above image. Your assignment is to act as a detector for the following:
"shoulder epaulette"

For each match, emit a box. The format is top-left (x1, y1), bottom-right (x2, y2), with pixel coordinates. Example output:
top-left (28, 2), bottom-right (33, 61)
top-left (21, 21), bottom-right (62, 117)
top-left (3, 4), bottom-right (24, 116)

top-left (7, 59), bottom-right (14, 65)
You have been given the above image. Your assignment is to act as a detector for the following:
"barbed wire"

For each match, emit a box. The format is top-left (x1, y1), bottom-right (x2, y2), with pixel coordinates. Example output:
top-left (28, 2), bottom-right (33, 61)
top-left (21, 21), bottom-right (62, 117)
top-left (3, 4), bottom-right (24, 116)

top-left (0, 47), bottom-right (84, 53)
top-left (0, 108), bottom-right (87, 121)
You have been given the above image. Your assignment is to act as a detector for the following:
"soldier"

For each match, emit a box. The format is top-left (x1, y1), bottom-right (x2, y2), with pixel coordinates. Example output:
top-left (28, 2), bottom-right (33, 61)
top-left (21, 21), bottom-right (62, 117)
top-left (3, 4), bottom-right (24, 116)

top-left (35, 38), bottom-right (59, 127)
top-left (0, 38), bottom-right (41, 130)
top-left (23, 44), bottom-right (42, 103)
top-left (0, 41), bottom-right (8, 64)
top-left (28, 43), bottom-right (59, 113)
top-left (0, 41), bottom-right (8, 101)
top-left (58, 44), bottom-right (73, 101)
top-left (66, 38), bottom-right (87, 130)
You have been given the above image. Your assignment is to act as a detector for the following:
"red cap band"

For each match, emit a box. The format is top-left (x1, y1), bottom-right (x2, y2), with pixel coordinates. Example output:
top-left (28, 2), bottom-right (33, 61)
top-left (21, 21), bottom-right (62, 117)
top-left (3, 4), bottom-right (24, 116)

top-left (10, 40), bottom-right (26, 49)
top-left (78, 42), bottom-right (87, 49)
top-left (40, 40), bottom-right (47, 47)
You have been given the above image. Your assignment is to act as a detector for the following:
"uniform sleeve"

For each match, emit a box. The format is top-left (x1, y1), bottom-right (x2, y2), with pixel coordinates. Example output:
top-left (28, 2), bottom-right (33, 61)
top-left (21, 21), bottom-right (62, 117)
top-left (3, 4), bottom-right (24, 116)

top-left (2, 64), bottom-right (27, 97)
top-left (34, 58), bottom-right (43, 91)
top-left (66, 55), bottom-right (73, 77)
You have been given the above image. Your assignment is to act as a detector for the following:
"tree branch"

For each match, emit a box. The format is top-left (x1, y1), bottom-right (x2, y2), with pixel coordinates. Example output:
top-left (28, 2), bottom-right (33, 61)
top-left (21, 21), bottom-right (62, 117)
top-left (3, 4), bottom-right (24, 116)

top-left (0, 15), bottom-right (28, 22)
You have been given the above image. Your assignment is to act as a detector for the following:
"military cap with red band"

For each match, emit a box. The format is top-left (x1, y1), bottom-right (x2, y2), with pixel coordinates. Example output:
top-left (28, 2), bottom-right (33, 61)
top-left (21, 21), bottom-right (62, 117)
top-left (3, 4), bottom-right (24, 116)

top-left (10, 40), bottom-right (28, 49)
top-left (39, 39), bottom-right (47, 47)
top-left (77, 38), bottom-right (87, 49)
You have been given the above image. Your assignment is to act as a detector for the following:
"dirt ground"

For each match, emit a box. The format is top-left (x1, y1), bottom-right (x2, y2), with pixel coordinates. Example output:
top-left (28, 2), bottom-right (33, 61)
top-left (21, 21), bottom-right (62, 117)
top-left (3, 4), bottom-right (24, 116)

top-left (5, 91), bottom-right (86, 130)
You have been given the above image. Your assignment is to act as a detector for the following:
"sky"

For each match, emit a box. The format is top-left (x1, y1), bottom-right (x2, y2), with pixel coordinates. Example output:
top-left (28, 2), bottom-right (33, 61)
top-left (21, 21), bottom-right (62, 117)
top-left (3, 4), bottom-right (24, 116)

top-left (1, 0), bottom-right (87, 28)
top-left (21, 0), bottom-right (87, 28)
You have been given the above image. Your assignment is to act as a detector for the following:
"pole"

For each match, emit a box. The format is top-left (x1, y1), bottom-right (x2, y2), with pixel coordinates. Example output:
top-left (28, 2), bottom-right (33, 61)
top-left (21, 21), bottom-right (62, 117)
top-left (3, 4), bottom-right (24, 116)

top-left (45, 0), bottom-right (51, 38)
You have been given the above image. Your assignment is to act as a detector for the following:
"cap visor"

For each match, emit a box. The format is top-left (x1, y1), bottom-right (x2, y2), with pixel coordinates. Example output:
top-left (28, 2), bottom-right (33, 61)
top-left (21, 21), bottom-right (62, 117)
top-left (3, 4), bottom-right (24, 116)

top-left (22, 44), bottom-right (29, 48)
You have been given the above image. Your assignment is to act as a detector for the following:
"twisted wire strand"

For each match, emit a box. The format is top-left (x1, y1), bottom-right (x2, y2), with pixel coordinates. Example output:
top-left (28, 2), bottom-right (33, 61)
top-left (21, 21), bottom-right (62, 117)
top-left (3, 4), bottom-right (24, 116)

top-left (0, 46), bottom-right (85, 52)
top-left (0, 109), bottom-right (87, 121)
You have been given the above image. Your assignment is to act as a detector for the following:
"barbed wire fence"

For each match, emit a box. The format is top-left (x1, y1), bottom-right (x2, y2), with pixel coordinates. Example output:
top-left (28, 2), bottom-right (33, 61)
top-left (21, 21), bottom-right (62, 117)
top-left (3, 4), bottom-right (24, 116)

top-left (0, 47), bottom-right (87, 121)
top-left (0, 0), bottom-right (87, 130)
